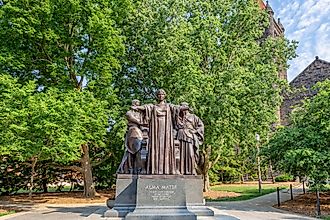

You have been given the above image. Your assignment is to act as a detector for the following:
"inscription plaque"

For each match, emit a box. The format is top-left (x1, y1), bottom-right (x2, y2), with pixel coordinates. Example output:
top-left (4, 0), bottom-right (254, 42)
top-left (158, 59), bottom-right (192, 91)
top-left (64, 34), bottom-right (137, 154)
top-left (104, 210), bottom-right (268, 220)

top-left (136, 178), bottom-right (185, 207)
top-left (145, 184), bottom-right (177, 201)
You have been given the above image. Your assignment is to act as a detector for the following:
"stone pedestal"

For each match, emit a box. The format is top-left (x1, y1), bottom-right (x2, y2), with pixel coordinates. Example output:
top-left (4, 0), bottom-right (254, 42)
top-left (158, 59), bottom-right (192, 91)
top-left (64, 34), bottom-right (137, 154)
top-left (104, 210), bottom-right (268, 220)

top-left (104, 174), bottom-right (214, 219)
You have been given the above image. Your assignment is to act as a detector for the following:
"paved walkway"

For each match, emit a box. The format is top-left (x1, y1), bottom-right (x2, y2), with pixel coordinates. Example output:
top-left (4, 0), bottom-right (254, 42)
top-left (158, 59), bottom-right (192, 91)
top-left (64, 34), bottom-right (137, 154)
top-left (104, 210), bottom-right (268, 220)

top-left (1, 187), bottom-right (317, 220)
top-left (204, 187), bottom-right (316, 220)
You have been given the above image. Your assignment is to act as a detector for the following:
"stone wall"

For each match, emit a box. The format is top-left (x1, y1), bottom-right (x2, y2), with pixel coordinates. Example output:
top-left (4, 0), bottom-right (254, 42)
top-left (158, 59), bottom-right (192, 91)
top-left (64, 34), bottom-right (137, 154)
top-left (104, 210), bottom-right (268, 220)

top-left (281, 57), bottom-right (330, 124)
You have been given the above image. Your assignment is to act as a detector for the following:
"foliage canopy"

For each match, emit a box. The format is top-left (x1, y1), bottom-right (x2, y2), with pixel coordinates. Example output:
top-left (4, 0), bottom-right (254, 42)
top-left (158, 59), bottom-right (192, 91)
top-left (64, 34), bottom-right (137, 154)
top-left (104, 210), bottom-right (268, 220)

top-left (114, 0), bottom-right (297, 188)
top-left (265, 80), bottom-right (330, 188)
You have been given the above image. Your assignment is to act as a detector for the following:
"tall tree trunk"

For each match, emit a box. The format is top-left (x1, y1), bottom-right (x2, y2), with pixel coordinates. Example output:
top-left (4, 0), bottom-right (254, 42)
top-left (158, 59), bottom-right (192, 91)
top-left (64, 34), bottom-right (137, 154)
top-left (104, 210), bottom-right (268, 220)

top-left (203, 172), bottom-right (210, 192)
top-left (256, 141), bottom-right (262, 193)
top-left (199, 148), bottom-right (210, 192)
top-left (81, 143), bottom-right (96, 198)
top-left (269, 160), bottom-right (275, 183)
top-left (29, 157), bottom-right (38, 198)
top-left (198, 145), bottom-right (221, 192)
top-left (42, 167), bottom-right (48, 193)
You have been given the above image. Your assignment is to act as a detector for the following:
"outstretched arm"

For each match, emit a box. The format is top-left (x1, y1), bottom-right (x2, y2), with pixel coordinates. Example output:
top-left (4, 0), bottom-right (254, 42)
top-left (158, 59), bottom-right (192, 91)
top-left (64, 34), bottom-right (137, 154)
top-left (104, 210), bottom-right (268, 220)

top-left (131, 105), bottom-right (146, 111)
top-left (180, 106), bottom-right (189, 111)
top-left (126, 111), bottom-right (141, 125)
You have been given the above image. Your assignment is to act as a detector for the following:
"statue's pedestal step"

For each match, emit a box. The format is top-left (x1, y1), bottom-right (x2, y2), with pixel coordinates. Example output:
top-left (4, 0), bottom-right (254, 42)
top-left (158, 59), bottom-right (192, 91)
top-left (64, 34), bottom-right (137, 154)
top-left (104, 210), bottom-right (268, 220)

top-left (104, 174), bottom-right (214, 219)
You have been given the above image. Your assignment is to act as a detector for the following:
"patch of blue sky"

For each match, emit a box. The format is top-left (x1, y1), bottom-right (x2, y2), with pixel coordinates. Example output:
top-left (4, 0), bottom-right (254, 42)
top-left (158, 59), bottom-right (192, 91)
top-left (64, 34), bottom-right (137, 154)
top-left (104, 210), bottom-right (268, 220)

top-left (269, 0), bottom-right (330, 81)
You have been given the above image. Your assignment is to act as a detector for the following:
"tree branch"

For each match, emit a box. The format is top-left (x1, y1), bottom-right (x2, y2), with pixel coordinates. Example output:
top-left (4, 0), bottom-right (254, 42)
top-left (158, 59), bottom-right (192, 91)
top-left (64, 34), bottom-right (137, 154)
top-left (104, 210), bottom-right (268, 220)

top-left (53, 165), bottom-right (83, 173)
top-left (91, 153), bottom-right (112, 167)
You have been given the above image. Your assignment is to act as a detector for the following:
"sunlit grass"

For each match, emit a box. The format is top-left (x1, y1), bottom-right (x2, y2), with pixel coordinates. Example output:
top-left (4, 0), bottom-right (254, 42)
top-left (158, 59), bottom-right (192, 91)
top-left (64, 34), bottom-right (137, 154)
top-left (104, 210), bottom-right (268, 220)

top-left (0, 210), bottom-right (15, 217)
top-left (207, 184), bottom-right (287, 201)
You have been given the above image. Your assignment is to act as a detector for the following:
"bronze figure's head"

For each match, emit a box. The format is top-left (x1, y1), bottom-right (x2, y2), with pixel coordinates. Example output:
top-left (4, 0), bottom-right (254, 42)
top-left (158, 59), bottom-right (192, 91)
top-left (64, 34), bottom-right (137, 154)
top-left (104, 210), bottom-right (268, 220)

top-left (156, 89), bottom-right (166, 102)
top-left (132, 99), bottom-right (140, 106)
top-left (180, 102), bottom-right (189, 108)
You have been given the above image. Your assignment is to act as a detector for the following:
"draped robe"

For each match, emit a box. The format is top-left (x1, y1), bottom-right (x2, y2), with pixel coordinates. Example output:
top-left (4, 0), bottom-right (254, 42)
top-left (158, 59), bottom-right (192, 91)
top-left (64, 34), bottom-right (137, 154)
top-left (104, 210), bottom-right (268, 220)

top-left (144, 103), bottom-right (179, 175)
top-left (176, 113), bottom-right (204, 175)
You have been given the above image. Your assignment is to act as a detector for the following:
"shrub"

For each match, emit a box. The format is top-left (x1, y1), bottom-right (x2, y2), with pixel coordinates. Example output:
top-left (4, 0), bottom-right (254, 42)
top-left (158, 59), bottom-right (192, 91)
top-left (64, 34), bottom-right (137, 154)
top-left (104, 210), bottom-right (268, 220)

top-left (275, 174), bottom-right (294, 182)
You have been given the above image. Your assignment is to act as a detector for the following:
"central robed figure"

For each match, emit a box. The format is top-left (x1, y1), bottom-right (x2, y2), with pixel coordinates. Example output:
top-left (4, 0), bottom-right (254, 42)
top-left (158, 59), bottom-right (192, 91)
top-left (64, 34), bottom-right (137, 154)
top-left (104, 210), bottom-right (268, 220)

top-left (117, 89), bottom-right (204, 175)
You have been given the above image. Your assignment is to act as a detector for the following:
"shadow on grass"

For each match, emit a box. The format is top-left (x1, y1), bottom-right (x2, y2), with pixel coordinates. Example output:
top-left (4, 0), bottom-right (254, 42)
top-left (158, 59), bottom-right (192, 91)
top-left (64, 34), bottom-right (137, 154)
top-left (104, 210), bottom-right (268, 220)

top-left (0, 210), bottom-right (16, 217)
top-left (206, 187), bottom-right (285, 202)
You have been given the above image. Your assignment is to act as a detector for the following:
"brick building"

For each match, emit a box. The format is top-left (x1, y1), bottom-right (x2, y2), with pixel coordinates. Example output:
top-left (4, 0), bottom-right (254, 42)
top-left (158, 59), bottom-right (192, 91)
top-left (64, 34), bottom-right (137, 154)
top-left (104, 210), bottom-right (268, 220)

top-left (257, 2), bottom-right (330, 125)
top-left (263, 1), bottom-right (287, 81)
top-left (262, 1), bottom-right (285, 38)
top-left (258, 0), bottom-right (288, 125)
top-left (282, 56), bottom-right (330, 123)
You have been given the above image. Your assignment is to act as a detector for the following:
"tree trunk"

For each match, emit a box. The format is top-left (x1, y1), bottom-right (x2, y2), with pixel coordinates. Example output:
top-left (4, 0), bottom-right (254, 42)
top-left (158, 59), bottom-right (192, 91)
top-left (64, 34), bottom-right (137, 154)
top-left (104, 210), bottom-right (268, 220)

top-left (257, 142), bottom-right (262, 193)
top-left (29, 157), bottom-right (38, 198)
top-left (203, 172), bottom-right (210, 192)
top-left (81, 143), bottom-right (96, 198)
top-left (198, 145), bottom-right (221, 192)
top-left (269, 160), bottom-right (275, 183)
top-left (200, 147), bottom-right (211, 192)
top-left (42, 167), bottom-right (48, 193)
top-left (199, 149), bottom-right (210, 192)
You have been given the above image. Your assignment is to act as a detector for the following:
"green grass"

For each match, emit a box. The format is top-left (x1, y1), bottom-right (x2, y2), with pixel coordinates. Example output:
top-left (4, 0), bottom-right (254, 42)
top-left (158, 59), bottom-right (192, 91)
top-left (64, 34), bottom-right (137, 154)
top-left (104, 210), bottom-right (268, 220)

top-left (207, 184), bottom-right (286, 201)
top-left (15, 185), bottom-right (76, 194)
top-left (321, 216), bottom-right (330, 220)
top-left (0, 210), bottom-right (16, 217)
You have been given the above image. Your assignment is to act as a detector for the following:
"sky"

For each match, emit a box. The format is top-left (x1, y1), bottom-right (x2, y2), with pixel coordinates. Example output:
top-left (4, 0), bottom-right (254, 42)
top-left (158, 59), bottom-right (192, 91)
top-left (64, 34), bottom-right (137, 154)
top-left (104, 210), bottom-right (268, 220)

top-left (269, 0), bottom-right (330, 82)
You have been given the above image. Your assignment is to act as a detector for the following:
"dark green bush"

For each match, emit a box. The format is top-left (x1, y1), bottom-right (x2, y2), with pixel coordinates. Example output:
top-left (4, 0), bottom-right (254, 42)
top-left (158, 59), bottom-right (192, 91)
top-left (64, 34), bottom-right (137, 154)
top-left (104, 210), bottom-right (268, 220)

top-left (275, 174), bottom-right (293, 182)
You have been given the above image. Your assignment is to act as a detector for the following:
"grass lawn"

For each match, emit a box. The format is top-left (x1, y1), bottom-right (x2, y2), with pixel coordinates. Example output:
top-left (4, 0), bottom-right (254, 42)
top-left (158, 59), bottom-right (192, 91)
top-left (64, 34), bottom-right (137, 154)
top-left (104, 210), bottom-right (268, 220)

top-left (206, 182), bottom-right (291, 201)
top-left (0, 210), bottom-right (16, 217)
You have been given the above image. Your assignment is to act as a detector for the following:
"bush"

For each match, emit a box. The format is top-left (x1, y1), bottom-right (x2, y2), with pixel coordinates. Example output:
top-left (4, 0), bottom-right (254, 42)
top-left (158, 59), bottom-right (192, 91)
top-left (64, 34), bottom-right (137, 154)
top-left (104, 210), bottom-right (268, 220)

top-left (275, 174), bottom-right (293, 182)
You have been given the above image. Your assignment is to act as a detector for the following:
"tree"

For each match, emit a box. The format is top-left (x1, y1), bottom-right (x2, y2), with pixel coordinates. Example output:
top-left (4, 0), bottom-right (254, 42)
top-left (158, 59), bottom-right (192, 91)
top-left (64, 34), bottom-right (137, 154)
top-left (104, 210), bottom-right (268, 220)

top-left (0, 0), bottom-right (130, 89)
top-left (0, 74), bottom-right (110, 197)
top-left (265, 80), bottom-right (330, 188)
top-left (0, 0), bottom-right (131, 197)
top-left (115, 0), bottom-right (296, 190)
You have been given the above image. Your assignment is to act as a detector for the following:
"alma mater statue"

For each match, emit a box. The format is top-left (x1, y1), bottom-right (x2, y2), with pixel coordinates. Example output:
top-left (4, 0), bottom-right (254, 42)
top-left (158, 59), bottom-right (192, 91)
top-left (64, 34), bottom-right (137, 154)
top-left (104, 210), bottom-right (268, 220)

top-left (117, 89), bottom-right (204, 175)
top-left (107, 89), bottom-right (214, 219)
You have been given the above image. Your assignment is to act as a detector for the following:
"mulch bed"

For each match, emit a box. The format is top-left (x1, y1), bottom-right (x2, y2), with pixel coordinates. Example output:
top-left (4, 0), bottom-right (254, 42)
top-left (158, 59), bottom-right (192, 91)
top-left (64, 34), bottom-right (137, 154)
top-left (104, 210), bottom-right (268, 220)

top-left (0, 190), bottom-right (115, 205)
top-left (0, 190), bottom-right (115, 216)
top-left (277, 191), bottom-right (330, 218)
top-left (203, 190), bottom-right (241, 200)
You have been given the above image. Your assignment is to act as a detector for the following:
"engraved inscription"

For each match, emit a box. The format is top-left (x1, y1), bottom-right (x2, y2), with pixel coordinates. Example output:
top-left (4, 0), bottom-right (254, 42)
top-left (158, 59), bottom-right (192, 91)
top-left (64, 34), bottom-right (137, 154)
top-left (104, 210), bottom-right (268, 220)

top-left (145, 184), bottom-right (177, 201)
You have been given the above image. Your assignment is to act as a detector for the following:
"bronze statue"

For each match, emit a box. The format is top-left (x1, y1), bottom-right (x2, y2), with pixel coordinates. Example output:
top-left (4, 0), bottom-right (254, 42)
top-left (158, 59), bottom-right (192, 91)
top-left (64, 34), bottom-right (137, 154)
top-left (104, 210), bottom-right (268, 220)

top-left (117, 100), bottom-right (143, 174)
top-left (176, 102), bottom-right (204, 175)
top-left (117, 89), bottom-right (203, 175)
top-left (132, 89), bottom-right (183, 174)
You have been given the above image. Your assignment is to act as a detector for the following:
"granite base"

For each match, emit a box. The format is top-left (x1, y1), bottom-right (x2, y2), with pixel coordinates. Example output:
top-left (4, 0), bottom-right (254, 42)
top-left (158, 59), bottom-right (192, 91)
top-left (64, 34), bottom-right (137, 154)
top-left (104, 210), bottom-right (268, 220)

top-left (104, 174), bottom-right (214, 219)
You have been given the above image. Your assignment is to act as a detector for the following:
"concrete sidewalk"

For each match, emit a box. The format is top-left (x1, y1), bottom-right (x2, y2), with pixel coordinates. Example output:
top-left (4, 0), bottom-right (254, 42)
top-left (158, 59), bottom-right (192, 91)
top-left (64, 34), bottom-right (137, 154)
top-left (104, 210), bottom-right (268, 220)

top-left (205, 186), bottom-right (316, 220)
top-left (0, 187), bottom-right (317, 220)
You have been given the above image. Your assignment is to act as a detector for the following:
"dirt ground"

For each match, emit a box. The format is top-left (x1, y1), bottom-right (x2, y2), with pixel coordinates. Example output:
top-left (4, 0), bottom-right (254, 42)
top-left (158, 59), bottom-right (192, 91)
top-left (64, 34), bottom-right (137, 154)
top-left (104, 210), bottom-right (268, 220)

top-left (0, 189), bottom-right (234, 205)
top-left (0, 190), bottom-right (116, 215)
top-left (2, 183), bottom-right (329, 219)
top-left (0, 182), bottom-right (294, 205)
top-left (0, 190), bottom-right (115, 205)
top-left (0, 189), bottom-right (240, 216)
top-left (203, 190), bottom-right (241, 199)
top-left (277, 191), bottom-right (330, 218)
